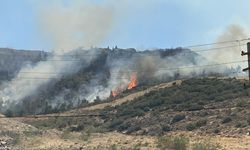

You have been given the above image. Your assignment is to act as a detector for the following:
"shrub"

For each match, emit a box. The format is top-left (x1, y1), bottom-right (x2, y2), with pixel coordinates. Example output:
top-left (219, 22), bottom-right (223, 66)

top-left (171, 114), bottom-right (185, 124)
top-left (186, 104), bottom-right (203, 111)
top-left (23, 130), bottom-right (42, 137)
top-left (162, 125), bottom-right (171, 132)
top-left (132, 143), bottom-right (142, 150)
top-left (198, 111), bottom-right (209, 117)
top-left (117, 122), bottom-right (130, 131)
top-left (109, 144), bottom-right (118, 150)
top-left (132, 108), bottom-right (145, 117)
top-left (247, 117), bottom-right (250, 125)
top-left (126, 125), bottom-right (141, 134)
top-left (172, 137), bottom-right (189, 150)
top-left (235, 122), bottom-right (247, 128)
top-left (0, 131), bottom-right (20, 145)
top-left (148, 125), bottom-right (163, 136)
top-left (80, 131), bottom-right (91, 141)
top-left (236, 99), bottom-right (248, 107)
top-left (195, 119), bottom-right (207, 127)
top-left (109, 119), bottom-right (123, 129)
top-left (186, 123), bottom-right (196, 131)
top-left (4, 109), bottom-right (13, 117)
top-left (192, 141), bottom-right (218, 150)
top-left (213, 128), bottom-right (220, 134)
top-left (84, 125), bottom-right (105, 134)
top-left (221, 117), bottom-right (232, 124)
top-left (69, 125), bottom-right (84, 132)
top-left (157, 136), bottom-right (189, 150)
top-left (186, 119), bottom-right (207, 131)
top-left (61, 130), bottom-right (72, 139)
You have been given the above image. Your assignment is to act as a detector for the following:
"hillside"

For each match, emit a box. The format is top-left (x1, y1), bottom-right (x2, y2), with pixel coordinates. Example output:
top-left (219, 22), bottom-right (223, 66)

top-left (22, 78), bottom-right (250, 135)
top-left (4, 78), bottom-right (248, 149)
top-left (0, 48), bottom-right (249, 149)
top-left (1, 47), bottom-right (218, 116)
top-left (66, 80), bottom-right (182, 113)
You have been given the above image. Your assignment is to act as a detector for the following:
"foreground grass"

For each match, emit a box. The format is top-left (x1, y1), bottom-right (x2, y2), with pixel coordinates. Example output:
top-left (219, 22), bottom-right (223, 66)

top-left (157, 136), bottom-right (219, 150)
top-left (11, 130), bottom-right (220, 150)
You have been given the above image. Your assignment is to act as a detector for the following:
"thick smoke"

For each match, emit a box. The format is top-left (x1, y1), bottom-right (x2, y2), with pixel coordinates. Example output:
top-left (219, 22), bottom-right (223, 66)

top-left (196, 24), bottom-right (249, 70)
top-left (37, 0), bottom-right (114, 50)
top-left (72, 48), bottom-right (211, 104)
top-left (0, 1), bottom-right (114, 110)
top-left (0, 0), bottom-right (248, 114)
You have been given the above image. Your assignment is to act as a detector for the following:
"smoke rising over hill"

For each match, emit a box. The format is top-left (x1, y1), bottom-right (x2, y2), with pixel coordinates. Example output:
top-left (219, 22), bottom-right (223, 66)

top-left (0, 47), bottom-right (242, 115)
top-left (197, 24), bottom-right (249, 68)
top-left (0, 0), bottom-right (115, 113)
top-left (0, 0), bottom-right (248, 115)
top-left (37, 0), bottom-right (114, 51)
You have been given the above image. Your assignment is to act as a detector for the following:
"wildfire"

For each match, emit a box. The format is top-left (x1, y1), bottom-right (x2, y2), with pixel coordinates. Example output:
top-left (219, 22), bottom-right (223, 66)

top-left (111, 90), bottom-right (118, 97)
top-left (110, 73), bottom-right (138, 98)
top-left (127, 73), bottom-right (138, 89)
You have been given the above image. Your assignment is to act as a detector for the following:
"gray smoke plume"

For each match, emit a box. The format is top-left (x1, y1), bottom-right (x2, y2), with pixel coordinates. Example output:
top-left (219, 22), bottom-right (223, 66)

top-left (0, 1), bottom-right (114, 109)
top-left (37, 0), bottom-right (114, 50)
top-left (0, 0), bottom-right (248, 114)
top-left (210, 24), bottom-right (248, 64)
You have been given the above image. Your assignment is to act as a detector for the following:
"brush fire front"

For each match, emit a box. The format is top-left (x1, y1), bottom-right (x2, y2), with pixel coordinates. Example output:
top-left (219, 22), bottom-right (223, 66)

top-left (111, 73), bottom-right (138, 97)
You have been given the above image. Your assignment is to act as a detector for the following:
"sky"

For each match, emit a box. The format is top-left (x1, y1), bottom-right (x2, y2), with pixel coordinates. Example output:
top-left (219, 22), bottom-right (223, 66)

top-left (0, 0), bottom-right (249, 51)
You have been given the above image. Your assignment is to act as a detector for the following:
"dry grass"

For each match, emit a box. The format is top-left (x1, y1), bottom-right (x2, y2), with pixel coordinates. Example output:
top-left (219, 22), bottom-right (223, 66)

top-left (1, 115), bottom-right (250, 150)
top-left (9, 131), bottom-right (250, 150)
top-left (66, 80), bottom-right (182, 114)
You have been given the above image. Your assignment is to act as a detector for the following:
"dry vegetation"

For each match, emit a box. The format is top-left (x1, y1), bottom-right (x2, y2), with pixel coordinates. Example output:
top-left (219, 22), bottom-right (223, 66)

top-left (1, 78), bottom-right (250, 149)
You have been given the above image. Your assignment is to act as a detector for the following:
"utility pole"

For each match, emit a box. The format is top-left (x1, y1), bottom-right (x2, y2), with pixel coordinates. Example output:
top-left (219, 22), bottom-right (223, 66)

top-left (241, 42), bottom-right (250, 87)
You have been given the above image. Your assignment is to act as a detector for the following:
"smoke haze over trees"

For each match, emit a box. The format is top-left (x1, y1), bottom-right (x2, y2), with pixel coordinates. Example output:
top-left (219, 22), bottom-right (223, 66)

top-left (0, 47), bottom-right (243, 116)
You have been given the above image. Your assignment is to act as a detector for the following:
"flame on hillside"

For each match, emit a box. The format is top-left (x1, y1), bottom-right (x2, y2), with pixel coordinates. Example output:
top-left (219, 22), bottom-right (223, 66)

top-left (127, 73), bottom-right (138, 89)
top-left (110, 73), bottom-right (138, 97)
top-left (111, 89), bottom-right (118, 97)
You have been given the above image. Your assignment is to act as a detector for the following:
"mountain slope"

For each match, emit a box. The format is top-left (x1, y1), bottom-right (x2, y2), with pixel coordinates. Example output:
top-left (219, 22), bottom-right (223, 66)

top-left (19, 78), bottom-right (250, 136)
top-left (1, 47), bottom-right (212, 116)
top-left (10, 77), bottom-right (250, 149)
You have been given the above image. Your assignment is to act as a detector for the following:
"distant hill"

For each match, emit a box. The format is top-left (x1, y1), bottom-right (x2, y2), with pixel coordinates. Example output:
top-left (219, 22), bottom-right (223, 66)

top-left (0, 47), bottom-right (239, 116)
top-left (0, 48), bottom-right (48, 80)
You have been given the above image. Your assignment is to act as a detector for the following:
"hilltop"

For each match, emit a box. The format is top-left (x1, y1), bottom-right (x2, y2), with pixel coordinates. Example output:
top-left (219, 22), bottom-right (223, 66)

top-left (0, 48), bottom-right (47, 80)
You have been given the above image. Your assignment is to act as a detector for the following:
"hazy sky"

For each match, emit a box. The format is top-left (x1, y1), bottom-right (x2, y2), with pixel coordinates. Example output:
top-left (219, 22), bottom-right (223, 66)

top-left (0, 0), bottom-right (249, 51)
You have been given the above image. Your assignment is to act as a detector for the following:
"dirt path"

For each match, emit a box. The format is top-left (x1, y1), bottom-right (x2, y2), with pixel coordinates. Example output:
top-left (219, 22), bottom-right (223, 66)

top-left (67, 80), bottom-right (182, 114)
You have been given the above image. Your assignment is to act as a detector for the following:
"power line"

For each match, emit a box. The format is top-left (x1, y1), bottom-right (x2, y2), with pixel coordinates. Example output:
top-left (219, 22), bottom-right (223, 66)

top-left (7, 60), bottom-right (246, 80)
top-left (192, 44), bottom-right (244, 52)
top-left (184, 38), bottom-right (250, 48)
top-left (0, 114), bottom-right (105, 119)
top-left (157, 60), bottom-right (247, 71)
top-left (0, 41), bottom-right (248, 79)
top-left (0, 40), bottom-right (247, 61)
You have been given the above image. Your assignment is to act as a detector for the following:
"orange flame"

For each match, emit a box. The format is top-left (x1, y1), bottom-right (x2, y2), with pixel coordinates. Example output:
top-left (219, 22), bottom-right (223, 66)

top-left (128, 73), bottom-right (138, 89)
top-left (111, 90), bottom-right (118, 97)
